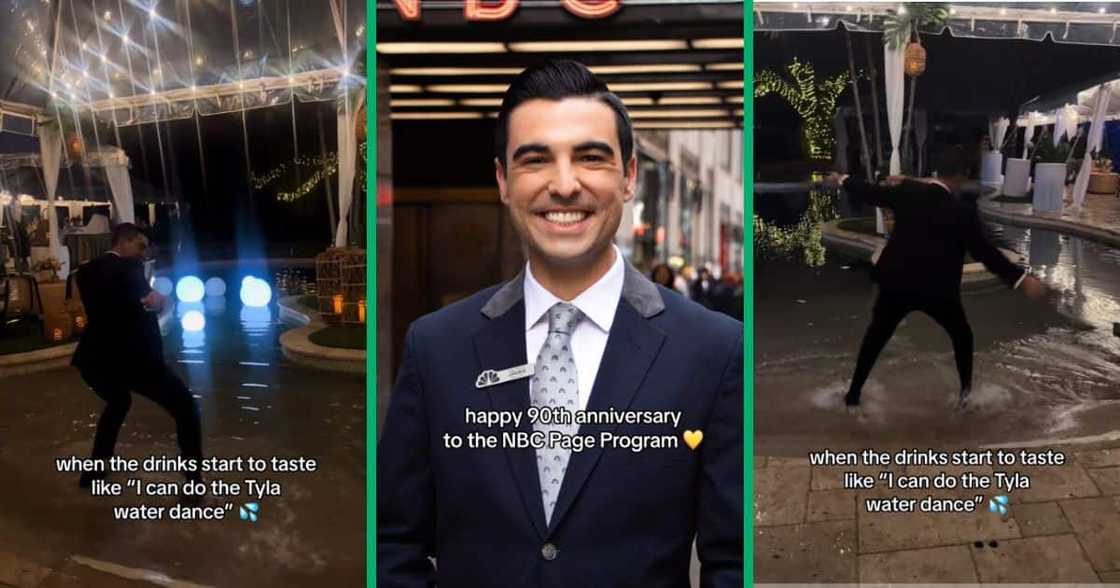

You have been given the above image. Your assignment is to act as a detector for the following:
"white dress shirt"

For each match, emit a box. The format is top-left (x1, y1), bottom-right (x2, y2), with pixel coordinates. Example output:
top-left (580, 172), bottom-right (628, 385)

top-left (524, 245), bottom-right (624, 412)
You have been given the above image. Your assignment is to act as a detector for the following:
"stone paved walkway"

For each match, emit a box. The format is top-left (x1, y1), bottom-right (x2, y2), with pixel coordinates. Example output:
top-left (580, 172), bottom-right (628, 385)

top-left (755, 441), bottom-right (1120, 583)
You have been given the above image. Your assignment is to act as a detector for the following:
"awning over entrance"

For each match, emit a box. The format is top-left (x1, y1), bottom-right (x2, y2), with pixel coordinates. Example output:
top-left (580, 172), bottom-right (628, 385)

top-left (377, 0), bottom-right (744, 129)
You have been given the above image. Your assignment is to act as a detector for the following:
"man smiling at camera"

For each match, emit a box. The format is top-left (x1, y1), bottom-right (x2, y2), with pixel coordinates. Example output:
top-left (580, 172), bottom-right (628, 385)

top-left (378, 61), bottom-right (742, 588)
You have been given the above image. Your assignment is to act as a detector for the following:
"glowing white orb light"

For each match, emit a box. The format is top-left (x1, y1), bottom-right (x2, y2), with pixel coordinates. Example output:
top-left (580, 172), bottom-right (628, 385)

top-left (239, 276), bottom-right (272, 307)
top-left (204, 277), bottom-right (227, 297)
top-left (176, 276), bottom-right (205, 302)
top-left (181, 310), bottom-right (206, 332)
top-left (153, 276), bottom-right (174, 296)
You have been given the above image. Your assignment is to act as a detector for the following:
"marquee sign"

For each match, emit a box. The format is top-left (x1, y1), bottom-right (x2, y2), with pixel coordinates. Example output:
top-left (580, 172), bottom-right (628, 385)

top-left (393, 0), bottom-right (622, 22)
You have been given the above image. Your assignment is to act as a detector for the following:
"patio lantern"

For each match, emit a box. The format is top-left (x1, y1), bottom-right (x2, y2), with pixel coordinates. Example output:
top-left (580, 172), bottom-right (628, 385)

top-left (52, 328), bottom-right (64, 342)
top-left (73, 313), bottom-right (87, 334)
top-left (333, 294), bottom-right (344, 315)
top-left (356, 105), bottom-right (367, 143)
top-left (358, 300), bottom-right (366, 324)
top-left (66, 132), bottom-right (85, 161)
top-left (905, 42), bottom-right (926, 77)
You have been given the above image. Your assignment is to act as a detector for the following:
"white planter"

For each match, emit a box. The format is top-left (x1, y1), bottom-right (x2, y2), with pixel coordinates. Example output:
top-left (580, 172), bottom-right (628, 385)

top-left (1003, 158), bottom-right (1032, 197)
top-left (1033, 163), bottom-right (1066, 213)
top-left (980, 151), bottom-right (1004, 187)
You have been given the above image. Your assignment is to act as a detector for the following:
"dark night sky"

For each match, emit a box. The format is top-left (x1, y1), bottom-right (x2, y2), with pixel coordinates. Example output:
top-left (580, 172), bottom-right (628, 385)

top-left (755, 30), bottom-right (1120, 163)
top-left (57, 100), bottom-right (344, 259)
top-left (756, 30), bottom-right (1120, 116)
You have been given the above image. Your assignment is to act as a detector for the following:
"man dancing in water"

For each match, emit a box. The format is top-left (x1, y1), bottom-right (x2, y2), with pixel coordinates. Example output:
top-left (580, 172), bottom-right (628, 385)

top-left (821, 162), bottom-right (1046, 411)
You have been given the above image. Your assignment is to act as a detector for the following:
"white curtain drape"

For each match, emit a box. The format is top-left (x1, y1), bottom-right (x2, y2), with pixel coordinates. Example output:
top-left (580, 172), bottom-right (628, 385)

top-left (914, 110), bottom-right (928, 176)
top-left (1053, 105), bottom-right (1079, 145)
top-left (334, 91), bottom-right (364, 247)
top-left (1072, 83), bottom-right (1111, 208)
top-left (880, 31), bottom-right (906, 234)
top-left (104, 158), bottom-right (136, 224)
top-left (1022, 119), bottom-right (1038, 158)
top-left (37, 122), bottom-right (65, 269)
top-left (990, 117), bottom-right (1010, 153)
top-left (981, 117), bottom-right (1009, 187)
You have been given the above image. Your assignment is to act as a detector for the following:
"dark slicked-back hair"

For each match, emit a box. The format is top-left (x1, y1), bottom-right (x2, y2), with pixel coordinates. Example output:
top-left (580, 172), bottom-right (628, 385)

top-left (495, 61), bottom-right (634, 174)
top-left (111, 222), bottom-right (148, 246)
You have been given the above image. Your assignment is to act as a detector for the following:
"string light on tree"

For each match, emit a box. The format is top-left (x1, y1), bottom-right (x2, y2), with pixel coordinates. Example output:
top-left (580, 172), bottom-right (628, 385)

top-left (251, 142), bottom-right (367, 203)
top-left (754, 58), bottom-right (849, 161)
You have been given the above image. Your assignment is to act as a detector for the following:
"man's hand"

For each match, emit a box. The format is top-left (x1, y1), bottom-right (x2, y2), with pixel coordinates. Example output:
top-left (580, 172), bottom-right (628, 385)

top-left (141, 291), bottom-right (166, 312)
top-left (1020, 275), bottom-right (1046, 300)
top-left (820, 172), bottom-right (847, 189)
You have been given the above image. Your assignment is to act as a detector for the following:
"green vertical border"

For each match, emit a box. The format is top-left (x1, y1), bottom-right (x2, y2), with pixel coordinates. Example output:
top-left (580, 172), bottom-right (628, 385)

top-left (743, 2), bottom-right (754, 587)
top-left (367, 0), bottom-right (377, 585)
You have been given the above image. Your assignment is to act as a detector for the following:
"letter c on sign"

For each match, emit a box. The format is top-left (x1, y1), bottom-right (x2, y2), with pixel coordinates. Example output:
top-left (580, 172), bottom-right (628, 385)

top-left (465, 0), bottom-right (519, 21)
top-left (561, 0), bottom-right (621, 18)
top-left (393, 0), bottom-right (421, 21)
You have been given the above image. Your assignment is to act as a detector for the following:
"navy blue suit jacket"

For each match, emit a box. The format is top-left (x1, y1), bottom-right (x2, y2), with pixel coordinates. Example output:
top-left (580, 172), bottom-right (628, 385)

top-left (378, 263), bottom-right (743, 587)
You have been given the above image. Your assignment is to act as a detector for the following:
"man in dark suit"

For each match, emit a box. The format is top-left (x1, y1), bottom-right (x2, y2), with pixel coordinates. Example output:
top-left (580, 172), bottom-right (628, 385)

top-left (378, 62), bottom-right (742, 587)
top-left (72, 223), bottom-right (202, 487)
top-left (822, 167), bottom-right (1045, 411)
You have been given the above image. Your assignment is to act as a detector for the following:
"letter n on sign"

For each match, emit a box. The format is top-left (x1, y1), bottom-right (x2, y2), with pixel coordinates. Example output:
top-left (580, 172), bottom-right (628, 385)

top-left (562, 0), bottom-right (621, 18)
top-left (393, 0), bottom-right (421, 21)
top-left (465, 0), bottom-right (519, 21)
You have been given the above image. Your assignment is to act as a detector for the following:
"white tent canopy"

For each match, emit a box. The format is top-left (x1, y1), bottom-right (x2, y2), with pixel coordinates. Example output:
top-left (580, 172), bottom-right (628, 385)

top-left (1018, 81), bottom-right (1120, 126)
top-left (755, 2), bottom-right (1120, 46)
top-left (3, 0), bottom-right (367, 257)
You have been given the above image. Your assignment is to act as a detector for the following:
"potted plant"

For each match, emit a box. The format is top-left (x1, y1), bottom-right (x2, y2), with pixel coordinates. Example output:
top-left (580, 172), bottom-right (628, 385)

top-left (1031, 130), bottom-right (1073, 212)
top-left (1088, 149), bottom-right (1119, 195)
top-left (1004, 141), bottom-right (1033, 197)
top-left (33, 256), bottom-right (63, 282)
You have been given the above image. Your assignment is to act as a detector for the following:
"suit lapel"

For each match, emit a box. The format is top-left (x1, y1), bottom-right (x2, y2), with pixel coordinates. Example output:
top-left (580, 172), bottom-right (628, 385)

top-left (471, 299), bottom-right (549, 540)
top-left (546, 299), bottom-right (667, 534)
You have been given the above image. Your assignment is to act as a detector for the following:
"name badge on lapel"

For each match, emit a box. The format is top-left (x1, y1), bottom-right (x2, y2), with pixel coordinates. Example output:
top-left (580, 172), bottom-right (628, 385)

top-left (476, 363), bottom-right (535, 389)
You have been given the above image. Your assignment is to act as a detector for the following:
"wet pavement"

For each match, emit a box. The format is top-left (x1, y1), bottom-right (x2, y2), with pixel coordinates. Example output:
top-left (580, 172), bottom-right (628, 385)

top-left (756, 222), bottom-right (1120, 456)
top-left (755, 443), bottom-right (1120, 583)
top-left (0, 273), bottom-right (365, 587)
top-left (756, 219), bottom-right (1120, 583)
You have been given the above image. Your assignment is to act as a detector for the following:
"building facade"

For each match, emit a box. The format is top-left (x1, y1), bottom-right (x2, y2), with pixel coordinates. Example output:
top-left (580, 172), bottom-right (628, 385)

top-left (620, 129), bottom-right (744, 277)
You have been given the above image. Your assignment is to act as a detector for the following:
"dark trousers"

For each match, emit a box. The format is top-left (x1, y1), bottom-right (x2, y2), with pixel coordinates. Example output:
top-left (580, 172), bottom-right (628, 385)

top-left (79, 363), bottom-right (203, 479)
top-left (846, 290), bottom-right (974, 404)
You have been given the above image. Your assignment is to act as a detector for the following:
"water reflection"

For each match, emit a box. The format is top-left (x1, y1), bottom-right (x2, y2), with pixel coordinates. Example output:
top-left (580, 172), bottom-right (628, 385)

top-left (176, 301), bottom-right (205, 319)
top-left (1027, 229), bottom-right (1060, 268)
top-left (990, 223), bottom-right (1120, 332)
top-left (182, 328), bottom-right (206, 350)
top-left (204, 295), bottom-right (228, 315)
top-left (240, 305), bottom-right (273, 335)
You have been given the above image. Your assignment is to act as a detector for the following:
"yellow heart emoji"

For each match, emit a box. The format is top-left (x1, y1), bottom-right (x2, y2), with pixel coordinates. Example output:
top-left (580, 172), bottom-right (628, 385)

top-left (683, 430), bottom-right (703, 450)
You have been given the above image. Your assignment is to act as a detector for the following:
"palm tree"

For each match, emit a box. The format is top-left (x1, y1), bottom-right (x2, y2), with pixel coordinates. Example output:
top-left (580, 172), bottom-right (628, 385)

top-left (845, 29), bottom-right (873, 178)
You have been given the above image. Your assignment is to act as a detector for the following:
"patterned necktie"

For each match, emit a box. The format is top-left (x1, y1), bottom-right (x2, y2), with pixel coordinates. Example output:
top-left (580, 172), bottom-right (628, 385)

top-left (531, 302), bottom-right (581, 525)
